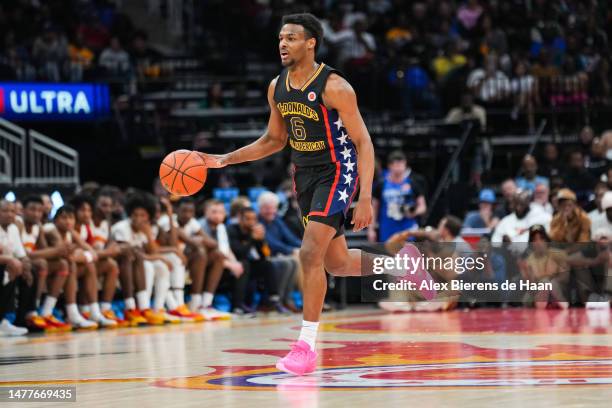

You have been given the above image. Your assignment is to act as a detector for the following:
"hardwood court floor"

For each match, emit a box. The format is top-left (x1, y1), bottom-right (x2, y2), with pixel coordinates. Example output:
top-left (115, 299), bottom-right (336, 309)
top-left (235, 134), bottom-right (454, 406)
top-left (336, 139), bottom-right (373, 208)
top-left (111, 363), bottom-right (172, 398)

top-left (2, 307), bottom-right (612, 407)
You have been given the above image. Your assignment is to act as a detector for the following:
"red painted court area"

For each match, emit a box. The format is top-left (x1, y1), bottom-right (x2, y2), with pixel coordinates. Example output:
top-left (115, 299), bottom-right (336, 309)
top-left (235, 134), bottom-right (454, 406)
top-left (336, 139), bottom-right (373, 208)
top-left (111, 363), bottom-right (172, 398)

top-left (324, 308), bottom-right (612, 335)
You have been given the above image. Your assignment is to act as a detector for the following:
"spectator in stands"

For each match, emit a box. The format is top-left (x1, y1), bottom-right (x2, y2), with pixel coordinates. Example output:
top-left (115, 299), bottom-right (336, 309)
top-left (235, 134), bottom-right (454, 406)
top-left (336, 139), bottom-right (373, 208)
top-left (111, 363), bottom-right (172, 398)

top-left (99, 36), bottom-right (131, 76)
top-left (77, 11), bottom-right (110, 52)
top-left (130, 31), bottom-right (160, 79)
top-left (32, 24), bottom-right (68, 82)
top-left (68, 32), bottom-right (94, 81)
top-left (492, 190), bottom-right (552, 243)
top-left (457, 0), bottom-right (484, 36)
top-left (388, 56), bottom-right (439, 116)
top-left (586, 137), bottom-right (609, 179)
top-left (510, 60), bottom-right (537, 131)
top-left (463, 188), bottom-right (499, 230)
top-left (228, 196), bottom-right (251, 225)
top-left (532, 183), bottom-right (553, 214)
top-left (445, 92), bottom-right (486, 131)
top-left (590, 191), bottom-right (612, 240)
top-left (515, 154), bottom-right (549, 192)
top-left (277, 180), bottom-right (303, 239)
top-left (227, 207), bottom-right (277, 315)
top-left (522, 224), bottom-right (570, 309)
top-left (549, 188), bottom-right (591, 243)
top-left (467, 53), bottom-right (511, 105)
top-left (494, 179), bottom-right (518, 219)
top-left (257, 192), bottom-right (300, 256)
top-left (370, 151), bottom-right (426, 242)
top-left (577, 126), bottom-right (595, 155)
top-left (589, 182), bottom-right (609, 228)
top-left (432, 41), bottom-right (466, 82)
top-left (540, 143), bottom-right (562, 178)
top-left (562, 149), bottom-right (596, 200)
top-left (325, 16), bottom-right (376, 72)
top-left (257, 192), bottom-right (300, 313)
top-left (531, 49), bottom-right (560, 95)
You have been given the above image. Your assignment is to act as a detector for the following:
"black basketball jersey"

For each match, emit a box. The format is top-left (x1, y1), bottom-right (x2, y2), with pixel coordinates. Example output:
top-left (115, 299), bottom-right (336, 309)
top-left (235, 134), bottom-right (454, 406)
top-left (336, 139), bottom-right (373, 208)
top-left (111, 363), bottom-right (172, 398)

top-left (273, 63), bottom-right (357, 168)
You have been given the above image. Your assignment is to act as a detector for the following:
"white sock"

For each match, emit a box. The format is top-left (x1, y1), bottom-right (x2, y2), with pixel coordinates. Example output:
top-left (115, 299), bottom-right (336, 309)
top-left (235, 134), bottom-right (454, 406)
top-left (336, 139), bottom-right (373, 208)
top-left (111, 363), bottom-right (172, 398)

top-left (166, 292), bottom-right (178, 311)
top-left (153, 264), bottom-right (170, 311)
top-left (174, 289), bottom-right (185, 306)
top-left (66, 303), bottom-right (82, 322)
top-left (41, 296), bottom-right (57, 316)
top-left (89, 303), bottom-right (102, 319)
top-left (124, 297), bottom-right (136, 310)
top-left (202, 292), bottom-right (214, 309)
top-left (189, 294), bottom-right (202, 311)
top-left (136, 290), bottom-right (150, 310)
top-left (298, 320), bottom-right (319, 351)
top-left (80, 304), bottom-right (91, 314)
top-left (100, 302), bottom-right (112, 312)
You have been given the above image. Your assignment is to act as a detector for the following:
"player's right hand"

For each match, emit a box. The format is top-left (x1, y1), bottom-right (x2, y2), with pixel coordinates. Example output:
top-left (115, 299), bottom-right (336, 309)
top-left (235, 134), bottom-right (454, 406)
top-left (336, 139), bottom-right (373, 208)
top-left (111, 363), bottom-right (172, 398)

top-left (196, 152), bottom-right (228, 168)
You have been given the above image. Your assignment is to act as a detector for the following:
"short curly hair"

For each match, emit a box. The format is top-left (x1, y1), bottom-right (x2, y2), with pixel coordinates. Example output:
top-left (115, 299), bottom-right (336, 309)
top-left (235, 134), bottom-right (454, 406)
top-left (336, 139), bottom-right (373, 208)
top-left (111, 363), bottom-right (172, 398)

top-left (125, 192), bottom-right (157, 221)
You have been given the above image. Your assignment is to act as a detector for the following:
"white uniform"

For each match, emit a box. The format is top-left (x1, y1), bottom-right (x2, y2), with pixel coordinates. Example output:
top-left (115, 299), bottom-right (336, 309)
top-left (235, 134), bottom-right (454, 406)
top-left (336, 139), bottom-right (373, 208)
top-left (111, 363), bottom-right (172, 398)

top-left (0, 223), bottom-right (27, 258)
top-left (174, 215), bottom-right (202, 251)
top-left (155, 215), bottom-right (185, 309)
top-left (20, 224), bottom-right (41, 254)
top-left (111, 219), bottom-right (169, 311)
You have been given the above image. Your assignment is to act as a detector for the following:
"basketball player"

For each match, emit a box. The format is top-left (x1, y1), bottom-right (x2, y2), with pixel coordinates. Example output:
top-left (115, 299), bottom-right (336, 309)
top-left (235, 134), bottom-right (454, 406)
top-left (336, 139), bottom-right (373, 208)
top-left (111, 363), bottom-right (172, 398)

top-left (175, 198), bottom-right (228, 320)
top-left (19, 196), bottom-right (72, 332)
top-left (93, 190), bottom-right (145, 326)
top-left (198, 13), bottom-right (434, 375)
top-left (71, 194), bottom-right (127, 327)
top-left (0, 200), bottom-right (30, 336)
top-left (45, 205), bottom-right (103, 329)
top-left (154, 198), bottom-right (204, 322)
top-left (110, 193), bottom-right (169, 326)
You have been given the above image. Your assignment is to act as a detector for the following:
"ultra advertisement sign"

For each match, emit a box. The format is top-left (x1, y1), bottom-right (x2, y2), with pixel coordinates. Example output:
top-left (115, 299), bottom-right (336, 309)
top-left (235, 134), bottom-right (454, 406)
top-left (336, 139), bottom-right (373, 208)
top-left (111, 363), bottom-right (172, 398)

top-left (0, 82), bottom-right (110, 121)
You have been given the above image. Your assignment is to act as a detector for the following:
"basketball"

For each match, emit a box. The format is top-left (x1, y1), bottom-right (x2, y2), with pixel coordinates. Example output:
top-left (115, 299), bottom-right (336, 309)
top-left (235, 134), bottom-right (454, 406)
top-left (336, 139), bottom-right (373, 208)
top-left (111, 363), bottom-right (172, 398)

top-left (159, 150), bottom-right (207, 196)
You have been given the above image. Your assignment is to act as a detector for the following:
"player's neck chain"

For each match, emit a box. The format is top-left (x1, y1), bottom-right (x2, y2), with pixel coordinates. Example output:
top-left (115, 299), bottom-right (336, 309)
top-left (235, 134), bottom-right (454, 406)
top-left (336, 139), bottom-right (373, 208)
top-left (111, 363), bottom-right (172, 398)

top-left (288, 62), bottom-right (320, 90)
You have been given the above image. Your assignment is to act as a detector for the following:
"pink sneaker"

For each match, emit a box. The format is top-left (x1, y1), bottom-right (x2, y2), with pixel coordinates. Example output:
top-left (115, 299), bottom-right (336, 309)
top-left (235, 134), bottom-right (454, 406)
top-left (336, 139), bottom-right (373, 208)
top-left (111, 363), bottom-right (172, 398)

top-left (276, 341), bottom-right (317, 376)
top-left (398, 243), bottom-right (437, 300)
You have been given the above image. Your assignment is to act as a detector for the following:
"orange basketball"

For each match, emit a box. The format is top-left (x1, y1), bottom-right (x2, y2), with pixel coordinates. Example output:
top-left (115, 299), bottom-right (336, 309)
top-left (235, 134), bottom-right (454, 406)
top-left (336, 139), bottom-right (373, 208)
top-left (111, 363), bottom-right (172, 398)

top-left (159, 150), bottom-right (207, 196)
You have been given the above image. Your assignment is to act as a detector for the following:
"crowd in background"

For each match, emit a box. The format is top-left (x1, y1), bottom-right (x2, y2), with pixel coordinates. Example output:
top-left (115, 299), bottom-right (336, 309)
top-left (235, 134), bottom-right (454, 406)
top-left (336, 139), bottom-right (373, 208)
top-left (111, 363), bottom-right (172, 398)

top-left (200, 0), bottom-right (611, 120)
top-left (369, 125), bottom-right (612, 311)
top-left (1, 1), bottom-right (610, 117)
top-left (0, 0), bottom-right (159, 83)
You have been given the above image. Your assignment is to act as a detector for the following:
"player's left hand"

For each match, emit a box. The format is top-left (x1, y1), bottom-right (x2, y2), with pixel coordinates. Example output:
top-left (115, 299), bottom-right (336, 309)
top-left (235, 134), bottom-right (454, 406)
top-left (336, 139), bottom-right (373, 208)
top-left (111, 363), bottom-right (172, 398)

top-left (351, 199), bottom-right (373, 232)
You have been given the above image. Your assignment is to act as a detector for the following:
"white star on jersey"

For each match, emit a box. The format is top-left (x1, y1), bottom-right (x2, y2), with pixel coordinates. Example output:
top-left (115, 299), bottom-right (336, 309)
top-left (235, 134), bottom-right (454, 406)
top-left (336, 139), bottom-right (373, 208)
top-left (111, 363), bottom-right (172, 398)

top-left (344, 158), bottom-right (355, 172)
top-left (338, 189), bottom-right (349, 203)
top-left (343, 173), bottom-right (353, 185)
top-left (340, 147), bottom-right (352, 160)
top-left (336, 132), bottom-right (348, 145)
top-left (334, 118), bottom-right (343, 130)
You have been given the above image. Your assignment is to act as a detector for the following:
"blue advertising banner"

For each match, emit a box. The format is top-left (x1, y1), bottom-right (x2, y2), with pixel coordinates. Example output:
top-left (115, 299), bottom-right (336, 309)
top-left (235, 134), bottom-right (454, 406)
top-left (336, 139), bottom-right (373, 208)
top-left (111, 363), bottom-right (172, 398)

top-left (0, 83), bottom-right (110, 121)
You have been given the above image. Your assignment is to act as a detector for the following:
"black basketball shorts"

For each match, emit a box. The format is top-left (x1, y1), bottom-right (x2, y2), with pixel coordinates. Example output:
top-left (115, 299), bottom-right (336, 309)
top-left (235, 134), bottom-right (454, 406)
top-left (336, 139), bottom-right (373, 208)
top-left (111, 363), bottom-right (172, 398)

top-left (293, 162), bottom-right (359, 237)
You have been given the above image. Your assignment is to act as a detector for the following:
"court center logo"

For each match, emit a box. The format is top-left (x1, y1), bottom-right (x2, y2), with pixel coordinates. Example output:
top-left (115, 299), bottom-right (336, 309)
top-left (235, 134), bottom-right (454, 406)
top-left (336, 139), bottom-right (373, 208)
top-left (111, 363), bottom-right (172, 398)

top-left (154, 339), bottom-right (612, 390)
